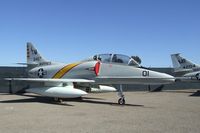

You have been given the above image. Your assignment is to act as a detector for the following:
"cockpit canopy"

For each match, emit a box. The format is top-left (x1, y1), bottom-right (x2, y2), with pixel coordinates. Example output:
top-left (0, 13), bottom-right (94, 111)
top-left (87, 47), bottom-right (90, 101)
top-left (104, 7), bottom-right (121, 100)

top-left (91, 54), bottom-right (140, 67)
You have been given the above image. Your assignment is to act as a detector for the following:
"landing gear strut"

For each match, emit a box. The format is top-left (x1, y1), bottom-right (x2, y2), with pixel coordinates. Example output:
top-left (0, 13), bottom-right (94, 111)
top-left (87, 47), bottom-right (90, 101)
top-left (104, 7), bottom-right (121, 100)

top-left (118, 84), bottom-right (125, 105)
top-left (54, 98), bottom-right (63, 103)
top-left (196, 73), bottom-right (200, 80)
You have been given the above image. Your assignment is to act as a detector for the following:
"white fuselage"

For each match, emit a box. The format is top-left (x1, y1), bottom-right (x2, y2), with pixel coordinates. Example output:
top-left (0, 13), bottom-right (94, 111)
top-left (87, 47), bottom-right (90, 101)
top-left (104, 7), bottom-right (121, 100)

top-left (28, 61), bottom-right (174, 85)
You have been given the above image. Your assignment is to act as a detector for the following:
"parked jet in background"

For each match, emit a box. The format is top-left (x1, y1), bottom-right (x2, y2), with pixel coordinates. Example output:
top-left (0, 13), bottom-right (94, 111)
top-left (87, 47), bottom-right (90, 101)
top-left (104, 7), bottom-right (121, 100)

top-left (6, 43), bottom-right (174, 105)
top-left (171, 53), bottom-right (200, 80)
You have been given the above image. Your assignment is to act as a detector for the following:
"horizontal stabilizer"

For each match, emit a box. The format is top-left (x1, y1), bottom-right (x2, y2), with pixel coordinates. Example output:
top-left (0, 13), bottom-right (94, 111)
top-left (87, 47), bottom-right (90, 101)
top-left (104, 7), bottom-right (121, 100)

top-left (16, 62), bottom-right (39, 65)
top-left (174, 68), bottom-right (192, 73)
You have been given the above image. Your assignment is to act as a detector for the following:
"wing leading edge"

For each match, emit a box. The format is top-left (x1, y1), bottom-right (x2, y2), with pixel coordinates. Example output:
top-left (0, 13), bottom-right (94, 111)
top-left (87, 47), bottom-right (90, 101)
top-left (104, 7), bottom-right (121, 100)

top-left (5, 78), bottom-right (95, 83)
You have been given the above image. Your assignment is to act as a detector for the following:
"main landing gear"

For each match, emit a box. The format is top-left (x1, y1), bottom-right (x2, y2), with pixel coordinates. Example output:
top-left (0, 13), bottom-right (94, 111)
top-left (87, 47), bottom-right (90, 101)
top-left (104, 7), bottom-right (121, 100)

top-left (54, 98), bottom-right (63, 103)
top-left (196, 73), bottom-right (200, 80)
top-left (118, 84), bottom-right (125, 105)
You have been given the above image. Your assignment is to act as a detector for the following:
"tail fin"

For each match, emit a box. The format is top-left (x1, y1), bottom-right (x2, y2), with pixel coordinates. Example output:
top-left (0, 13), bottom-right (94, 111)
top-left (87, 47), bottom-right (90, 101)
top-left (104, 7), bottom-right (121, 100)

top-left (171, 53), bottom-right (199, 72)
top-left (27, 42), bottom-right (50, 66)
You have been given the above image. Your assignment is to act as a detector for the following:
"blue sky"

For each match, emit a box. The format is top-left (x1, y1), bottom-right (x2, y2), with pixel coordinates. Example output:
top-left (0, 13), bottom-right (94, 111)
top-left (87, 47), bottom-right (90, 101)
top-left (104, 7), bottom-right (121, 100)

top-left (0, 0), bottom-right (199, 67)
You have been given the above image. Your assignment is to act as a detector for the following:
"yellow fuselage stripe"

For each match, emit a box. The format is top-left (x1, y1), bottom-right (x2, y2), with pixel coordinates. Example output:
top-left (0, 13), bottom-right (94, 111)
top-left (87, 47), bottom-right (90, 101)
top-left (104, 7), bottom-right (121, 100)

top-left (52, 63), bottom-right (80, 79)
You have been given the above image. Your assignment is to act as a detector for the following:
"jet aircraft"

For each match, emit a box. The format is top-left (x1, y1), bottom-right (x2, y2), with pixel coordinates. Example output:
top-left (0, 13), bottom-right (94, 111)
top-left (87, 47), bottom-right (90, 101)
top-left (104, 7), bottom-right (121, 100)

top-left (6, 43), bottom-right (175, 105)
top-left (171, 53), bottom-right (200, 81)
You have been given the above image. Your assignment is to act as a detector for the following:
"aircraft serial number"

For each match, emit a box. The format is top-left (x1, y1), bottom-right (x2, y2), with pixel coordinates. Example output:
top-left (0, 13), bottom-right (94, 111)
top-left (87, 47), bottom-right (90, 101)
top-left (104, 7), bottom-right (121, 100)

top-left (142, 71), bottom-right (149, 77)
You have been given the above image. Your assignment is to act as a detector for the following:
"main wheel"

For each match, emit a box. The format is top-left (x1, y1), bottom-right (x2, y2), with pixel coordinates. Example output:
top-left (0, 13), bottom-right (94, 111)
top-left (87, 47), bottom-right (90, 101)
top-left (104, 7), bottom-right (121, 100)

top-left (58, 98), bottom-right (63, 103)
top-left (54, 98), bottom-right (63, 103)
top-left (118, 98), bottom-right (125, 105)
top-left (196, 73), bottom-right (200, 80)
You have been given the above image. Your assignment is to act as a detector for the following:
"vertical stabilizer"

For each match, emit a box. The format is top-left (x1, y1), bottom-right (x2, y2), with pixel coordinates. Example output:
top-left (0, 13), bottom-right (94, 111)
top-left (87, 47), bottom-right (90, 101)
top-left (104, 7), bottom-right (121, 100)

top-left (171, 53), bottom-right (199, 70)
top-left (27, 42), bottom-right (49, 66)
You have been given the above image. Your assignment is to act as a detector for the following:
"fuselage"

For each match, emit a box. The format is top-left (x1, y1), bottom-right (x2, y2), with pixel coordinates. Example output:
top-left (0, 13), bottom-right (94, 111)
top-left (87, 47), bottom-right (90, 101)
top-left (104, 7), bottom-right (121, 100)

top-left (28, 61), bottom-right (174, 85)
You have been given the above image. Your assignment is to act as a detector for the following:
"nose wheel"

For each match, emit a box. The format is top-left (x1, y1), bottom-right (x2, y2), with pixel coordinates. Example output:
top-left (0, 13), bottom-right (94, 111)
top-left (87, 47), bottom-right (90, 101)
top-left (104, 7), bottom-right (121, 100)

top-left (118, 84), bottom-right (125, 105)
top-left (118, 97), bottom-right (125, 105)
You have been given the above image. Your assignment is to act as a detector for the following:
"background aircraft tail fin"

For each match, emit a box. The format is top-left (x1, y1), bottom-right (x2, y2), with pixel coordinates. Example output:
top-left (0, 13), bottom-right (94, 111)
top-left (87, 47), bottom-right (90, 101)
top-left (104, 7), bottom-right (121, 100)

top-left (171, 53), bottom-right (198, 71)
top-left (27, 42), bottom-right (50, 66)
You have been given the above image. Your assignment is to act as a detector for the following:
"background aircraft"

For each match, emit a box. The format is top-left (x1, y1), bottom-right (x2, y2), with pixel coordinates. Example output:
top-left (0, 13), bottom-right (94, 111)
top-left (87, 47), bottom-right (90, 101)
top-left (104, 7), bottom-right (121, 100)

top-left (171, 53), bottom-right (200, 81)
top-left (6, 43), bottom-right (174, 105)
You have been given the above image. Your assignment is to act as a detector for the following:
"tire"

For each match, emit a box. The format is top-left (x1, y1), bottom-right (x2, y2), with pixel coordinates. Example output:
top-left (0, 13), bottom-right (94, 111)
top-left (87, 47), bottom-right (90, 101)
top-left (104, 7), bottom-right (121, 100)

top-left (118, 98), bottom-right (125, 105)
top-left (196, 73), bottom-right (200, 80)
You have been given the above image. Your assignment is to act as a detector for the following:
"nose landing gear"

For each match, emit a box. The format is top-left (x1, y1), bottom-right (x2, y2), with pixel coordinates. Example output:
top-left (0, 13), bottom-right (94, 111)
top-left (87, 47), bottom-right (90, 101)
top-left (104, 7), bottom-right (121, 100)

top-left (118, 84), bottom-right (125, 105)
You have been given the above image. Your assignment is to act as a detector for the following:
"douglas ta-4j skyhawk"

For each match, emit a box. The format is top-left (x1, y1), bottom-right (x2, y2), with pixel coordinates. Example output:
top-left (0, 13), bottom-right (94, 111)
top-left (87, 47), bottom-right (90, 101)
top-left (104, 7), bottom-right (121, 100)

top-left (6, 43), bottom-right (175, 105)
top-left (171, 53), bottom-right (200, 81)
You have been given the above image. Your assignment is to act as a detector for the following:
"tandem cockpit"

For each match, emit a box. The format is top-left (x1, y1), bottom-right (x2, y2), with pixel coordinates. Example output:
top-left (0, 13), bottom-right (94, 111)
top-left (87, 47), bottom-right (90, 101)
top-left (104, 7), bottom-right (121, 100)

top-left (86, 54), bottom-right (140, 67)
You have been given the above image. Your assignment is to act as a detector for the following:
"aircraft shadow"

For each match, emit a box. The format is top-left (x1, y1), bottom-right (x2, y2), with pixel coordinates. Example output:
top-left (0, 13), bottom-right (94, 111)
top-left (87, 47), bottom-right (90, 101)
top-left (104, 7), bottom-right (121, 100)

top-left (190, 90), bottom-right (200, 97)
top-left (79, 100), bottom-right (144, 107)
top-left (0, 95), bottom-right (73, 106)
top-left (0, 94), bottom-right (145, 107)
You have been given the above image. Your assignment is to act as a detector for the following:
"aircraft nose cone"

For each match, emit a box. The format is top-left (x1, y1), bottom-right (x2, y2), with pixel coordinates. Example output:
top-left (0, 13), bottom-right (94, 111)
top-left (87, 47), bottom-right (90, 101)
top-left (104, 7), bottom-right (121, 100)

top-left (159, 73), bottom-right (175, 84)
